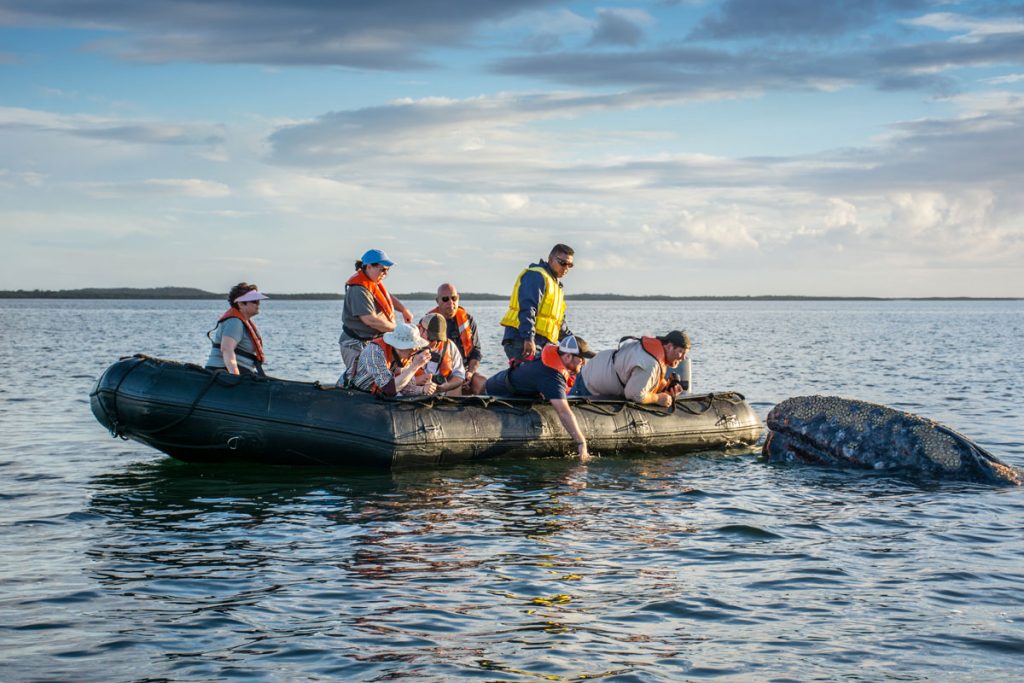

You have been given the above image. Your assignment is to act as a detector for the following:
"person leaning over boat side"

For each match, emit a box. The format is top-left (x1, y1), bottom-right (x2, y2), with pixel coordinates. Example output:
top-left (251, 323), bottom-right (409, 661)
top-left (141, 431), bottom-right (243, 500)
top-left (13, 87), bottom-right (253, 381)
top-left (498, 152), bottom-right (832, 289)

top-left (499, 244), bottom-right (575, 362)
top-left (412, 313), bottom-right (467, 396)
top-left (570, 330), bottom-right (691, 407)
top-left (206, 283), bottom-right (269, 376)
top-left (429, 282), bottom-right (488, 395)
top-left (484, 335), bottom-right (596, 461)
top-left (338, 248), bottom-right (414, 386)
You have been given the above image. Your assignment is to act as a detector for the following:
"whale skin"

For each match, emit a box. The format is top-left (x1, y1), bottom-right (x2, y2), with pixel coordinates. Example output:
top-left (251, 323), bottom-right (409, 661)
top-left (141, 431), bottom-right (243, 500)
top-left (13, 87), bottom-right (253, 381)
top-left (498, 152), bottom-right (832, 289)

top-left (763, 395), bottom-right (1022, 486)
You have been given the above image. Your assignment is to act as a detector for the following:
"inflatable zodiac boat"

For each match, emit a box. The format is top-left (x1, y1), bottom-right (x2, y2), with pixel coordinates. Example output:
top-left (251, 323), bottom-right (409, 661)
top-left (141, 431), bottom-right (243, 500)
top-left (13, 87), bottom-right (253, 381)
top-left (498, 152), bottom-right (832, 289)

top-left (90, 355), bottom-right (763, 468)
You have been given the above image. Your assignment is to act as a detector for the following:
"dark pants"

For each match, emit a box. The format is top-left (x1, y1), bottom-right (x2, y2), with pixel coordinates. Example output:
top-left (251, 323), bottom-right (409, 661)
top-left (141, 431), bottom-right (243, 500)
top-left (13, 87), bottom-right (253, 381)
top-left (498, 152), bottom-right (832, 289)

top-left (502, 337), bottom-right (552, 363)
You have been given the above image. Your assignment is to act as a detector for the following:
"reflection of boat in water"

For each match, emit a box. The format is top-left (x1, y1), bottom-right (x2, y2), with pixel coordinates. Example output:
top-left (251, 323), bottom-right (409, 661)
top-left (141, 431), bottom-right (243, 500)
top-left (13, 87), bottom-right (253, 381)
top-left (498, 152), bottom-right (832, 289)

top-left (91, 355), bottom-right (763, 468)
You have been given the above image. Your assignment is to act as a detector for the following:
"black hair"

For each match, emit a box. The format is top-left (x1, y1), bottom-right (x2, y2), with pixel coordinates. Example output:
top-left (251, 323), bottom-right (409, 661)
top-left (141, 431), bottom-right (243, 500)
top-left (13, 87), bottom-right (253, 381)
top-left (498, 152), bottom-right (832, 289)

top-left (549, 243), bottom-right (574, 258)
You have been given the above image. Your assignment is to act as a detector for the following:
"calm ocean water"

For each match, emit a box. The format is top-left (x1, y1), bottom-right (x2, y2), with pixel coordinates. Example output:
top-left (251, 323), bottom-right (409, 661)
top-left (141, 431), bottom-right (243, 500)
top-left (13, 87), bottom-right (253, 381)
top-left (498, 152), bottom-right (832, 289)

top-left (1, 299), bottom-right (1023, 681)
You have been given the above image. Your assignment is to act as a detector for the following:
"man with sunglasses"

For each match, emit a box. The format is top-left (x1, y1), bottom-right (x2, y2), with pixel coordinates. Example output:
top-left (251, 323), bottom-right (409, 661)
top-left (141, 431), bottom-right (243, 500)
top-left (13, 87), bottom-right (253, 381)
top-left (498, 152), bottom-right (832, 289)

top-left (428, 283), bottom-right (488, 394)
top-left (499, 244), bottom-right (575, 362)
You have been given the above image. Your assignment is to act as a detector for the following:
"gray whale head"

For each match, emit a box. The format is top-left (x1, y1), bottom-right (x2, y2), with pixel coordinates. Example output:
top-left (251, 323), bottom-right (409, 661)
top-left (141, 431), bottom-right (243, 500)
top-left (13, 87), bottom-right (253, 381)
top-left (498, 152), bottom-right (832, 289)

top-left (763, 395), bottom-right (1022, 486)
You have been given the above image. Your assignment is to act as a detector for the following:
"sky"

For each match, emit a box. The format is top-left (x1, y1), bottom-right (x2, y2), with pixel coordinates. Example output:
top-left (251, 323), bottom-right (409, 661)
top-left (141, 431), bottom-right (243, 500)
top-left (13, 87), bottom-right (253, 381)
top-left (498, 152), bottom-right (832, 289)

top-left (1, 0), bottom-right (1022, 297)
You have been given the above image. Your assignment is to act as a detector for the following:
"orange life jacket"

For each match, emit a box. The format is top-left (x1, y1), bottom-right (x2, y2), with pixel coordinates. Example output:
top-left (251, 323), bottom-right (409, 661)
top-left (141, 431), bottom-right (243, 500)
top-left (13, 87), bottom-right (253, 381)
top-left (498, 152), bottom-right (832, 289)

top-left (215, 308), bottom-right (265, 364)
top-left (346, 270), bottom-right (395, 322)
top-left (429, 305), bottom-right (474, 360)
top-left (540, 343), bottom-right (576, 390)
top-left (415, 341), bottom-right (454, 382)
top-left (639, 336), bottom-right (669, 393)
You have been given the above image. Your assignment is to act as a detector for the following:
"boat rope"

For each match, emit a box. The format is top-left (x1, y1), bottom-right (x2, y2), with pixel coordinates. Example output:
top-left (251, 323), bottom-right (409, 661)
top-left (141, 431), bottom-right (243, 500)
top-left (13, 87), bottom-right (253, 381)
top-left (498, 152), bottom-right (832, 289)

top-left (90, 354), bottom-right (148, 439)
top-left (130, 370), bottom-right (226, 436)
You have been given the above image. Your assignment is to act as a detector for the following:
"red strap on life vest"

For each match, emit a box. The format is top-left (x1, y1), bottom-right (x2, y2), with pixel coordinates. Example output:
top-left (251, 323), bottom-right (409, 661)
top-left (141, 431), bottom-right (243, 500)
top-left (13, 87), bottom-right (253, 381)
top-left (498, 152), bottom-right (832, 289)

top-left (541, 344), bottom-right (576, 390)
top-left (217, 308), bottom-right (265, 363)
top-left (347, 270), bottom-right (395, 321)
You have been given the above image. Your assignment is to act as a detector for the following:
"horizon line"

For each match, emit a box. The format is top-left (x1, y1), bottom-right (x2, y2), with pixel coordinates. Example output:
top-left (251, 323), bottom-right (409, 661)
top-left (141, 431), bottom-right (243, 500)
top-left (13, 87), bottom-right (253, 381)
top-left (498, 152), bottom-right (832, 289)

top-left (0, 287), bottom-right (1020, 301)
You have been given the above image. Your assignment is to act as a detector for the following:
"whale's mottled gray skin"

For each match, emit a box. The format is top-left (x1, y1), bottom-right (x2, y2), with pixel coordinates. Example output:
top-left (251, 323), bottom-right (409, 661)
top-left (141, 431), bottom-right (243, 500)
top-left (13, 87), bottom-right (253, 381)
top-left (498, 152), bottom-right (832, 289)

top-left (764, 396), bottom-right (1022, 486)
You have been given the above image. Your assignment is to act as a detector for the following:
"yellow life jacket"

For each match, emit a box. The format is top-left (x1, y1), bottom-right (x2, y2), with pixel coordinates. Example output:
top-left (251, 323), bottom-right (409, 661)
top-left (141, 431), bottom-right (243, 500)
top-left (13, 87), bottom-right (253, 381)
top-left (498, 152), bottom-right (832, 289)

top-left (499, 265), bottom-right (566, 343)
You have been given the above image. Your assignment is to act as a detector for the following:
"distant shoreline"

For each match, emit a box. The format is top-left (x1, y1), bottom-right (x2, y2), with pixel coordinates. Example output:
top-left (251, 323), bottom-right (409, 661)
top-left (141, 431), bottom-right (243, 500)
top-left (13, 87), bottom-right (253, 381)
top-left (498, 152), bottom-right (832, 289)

top-left (0, 287), bottom-right (1019, 302)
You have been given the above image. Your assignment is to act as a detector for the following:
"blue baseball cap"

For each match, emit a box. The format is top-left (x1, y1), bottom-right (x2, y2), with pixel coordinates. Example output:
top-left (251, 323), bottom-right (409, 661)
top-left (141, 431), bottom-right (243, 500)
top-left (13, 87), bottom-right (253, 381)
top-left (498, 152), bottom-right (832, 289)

top-left (360, 248), bottom-right (395, 267)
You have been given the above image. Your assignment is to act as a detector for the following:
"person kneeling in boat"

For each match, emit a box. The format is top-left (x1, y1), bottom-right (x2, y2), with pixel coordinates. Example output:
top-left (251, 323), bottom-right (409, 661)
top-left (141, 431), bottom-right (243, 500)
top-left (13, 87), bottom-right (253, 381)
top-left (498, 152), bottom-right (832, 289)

top-left (570, 330), bottom-right (691, 407)
top-left (206, 283), bottom-right (269, 376)
top-left (413, 313), bottom-right (467, 396)
top-left (484, 335), bottom-right (596, 460)
top-left (351, 323), bottom-right (437, 397)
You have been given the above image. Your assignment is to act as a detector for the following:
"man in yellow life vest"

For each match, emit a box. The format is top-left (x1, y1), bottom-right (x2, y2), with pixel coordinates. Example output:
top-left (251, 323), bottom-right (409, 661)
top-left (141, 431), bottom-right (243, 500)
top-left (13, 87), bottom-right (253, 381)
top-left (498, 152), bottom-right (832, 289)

top-left (499, 243), bottom-right (575, 362)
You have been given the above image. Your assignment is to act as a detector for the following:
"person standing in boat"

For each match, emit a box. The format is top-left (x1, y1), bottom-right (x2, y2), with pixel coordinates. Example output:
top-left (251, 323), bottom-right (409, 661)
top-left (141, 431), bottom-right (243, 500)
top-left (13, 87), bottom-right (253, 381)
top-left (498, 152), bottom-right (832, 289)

top-left (338, 248), bottom-right (414, 386)
top-left (351, 323), bottom-right (437, 397)
top-left (570, 330), bottom-right (691, 406)
top-left (429, 282), bottom-right (488, 395)
top-left (499, 244), bottom-right (575, 362)
top-left (206, 283), bottom-right (269, 376)
top-left (484, 334), bottom-right (596, 461)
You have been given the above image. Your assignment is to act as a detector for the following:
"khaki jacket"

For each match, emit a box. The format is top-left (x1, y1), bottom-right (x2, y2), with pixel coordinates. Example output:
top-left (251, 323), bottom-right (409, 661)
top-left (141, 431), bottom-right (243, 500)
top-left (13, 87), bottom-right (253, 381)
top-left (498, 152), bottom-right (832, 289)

top-left (580, 339), bottom-right (664, 404)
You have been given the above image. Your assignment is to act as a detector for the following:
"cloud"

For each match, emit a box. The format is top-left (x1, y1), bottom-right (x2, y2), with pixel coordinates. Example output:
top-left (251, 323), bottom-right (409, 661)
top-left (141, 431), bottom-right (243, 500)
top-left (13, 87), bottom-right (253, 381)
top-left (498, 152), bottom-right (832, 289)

top-left (254, 83), bottom-right (1024, 283)
top-left (491, 44), bottom-right (932, 94)
top-left (907, 12), bottom-right (1024, 42)
top-left (492, 4), bottom-right (1024, 96)
top-left (589, 9), bottom-right (650, 47)
top-left (267, 91), bottom-right (666, 169)
top-left (0, 107), bottom-right (225, 147)
top-left (1, 0), bottom-right (562, 69)
top-left (493, 22), bottom-right (1024, 95)
top-left (983, 72), bottom-right (1024, 84)
top-left (692, 0), bottom-right (930, 40)
top-left (801, 98), bottom-right (1024, 192)
top-left (81, 178), bottom-right (231, 199)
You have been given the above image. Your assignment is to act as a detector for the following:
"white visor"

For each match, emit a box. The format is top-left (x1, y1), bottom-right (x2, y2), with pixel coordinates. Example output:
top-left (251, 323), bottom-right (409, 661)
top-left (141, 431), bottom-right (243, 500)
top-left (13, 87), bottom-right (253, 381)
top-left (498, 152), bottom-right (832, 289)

top-left (234, 290), bottom-right (269, 303)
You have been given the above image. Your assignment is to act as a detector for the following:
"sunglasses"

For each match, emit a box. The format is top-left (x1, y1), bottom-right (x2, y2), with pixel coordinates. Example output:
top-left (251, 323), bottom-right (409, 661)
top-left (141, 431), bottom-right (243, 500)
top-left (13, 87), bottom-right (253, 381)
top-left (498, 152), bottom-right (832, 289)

top-left (555, 257), bottom-right (573, 269)
top-left (439, 295), bottom-right (459, 302)
top-left (373, 264), bottom-right (390, 274)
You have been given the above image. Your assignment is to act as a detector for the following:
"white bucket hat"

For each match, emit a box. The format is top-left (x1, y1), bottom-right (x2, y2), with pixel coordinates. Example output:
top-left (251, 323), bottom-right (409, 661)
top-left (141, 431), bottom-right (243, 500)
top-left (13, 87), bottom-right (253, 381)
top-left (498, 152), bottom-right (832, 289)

top-left (383, 323), bottom-right (428, 350)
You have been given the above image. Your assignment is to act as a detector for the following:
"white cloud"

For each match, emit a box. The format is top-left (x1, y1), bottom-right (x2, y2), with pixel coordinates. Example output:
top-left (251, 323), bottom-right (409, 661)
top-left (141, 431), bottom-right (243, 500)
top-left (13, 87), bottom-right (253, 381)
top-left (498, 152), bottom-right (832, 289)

top-left (982, 73), bottom-right (1024, 85)
top-left (907, 12), bottom-right (1024, 42)
top-left (82, 178), bottom-right (231, 199)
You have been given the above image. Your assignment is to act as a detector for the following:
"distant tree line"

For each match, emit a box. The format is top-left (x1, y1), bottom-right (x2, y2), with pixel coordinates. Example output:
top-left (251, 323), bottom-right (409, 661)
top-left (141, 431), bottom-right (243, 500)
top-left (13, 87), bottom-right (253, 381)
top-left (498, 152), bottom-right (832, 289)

top-left (0, 287), bottom-right (1016, 301)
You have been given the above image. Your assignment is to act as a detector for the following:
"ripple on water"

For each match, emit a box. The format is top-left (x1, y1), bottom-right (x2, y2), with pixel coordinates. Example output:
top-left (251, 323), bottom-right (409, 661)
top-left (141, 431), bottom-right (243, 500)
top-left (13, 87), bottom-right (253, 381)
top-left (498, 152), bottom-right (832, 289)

top-left (3, 300), bottom-right (1024, 681)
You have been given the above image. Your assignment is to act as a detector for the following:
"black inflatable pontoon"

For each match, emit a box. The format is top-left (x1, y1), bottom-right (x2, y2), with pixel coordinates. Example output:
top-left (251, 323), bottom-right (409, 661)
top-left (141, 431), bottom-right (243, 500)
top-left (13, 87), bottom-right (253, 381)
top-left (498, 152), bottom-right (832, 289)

top-left (90, 355), bottom-right (763, 468)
